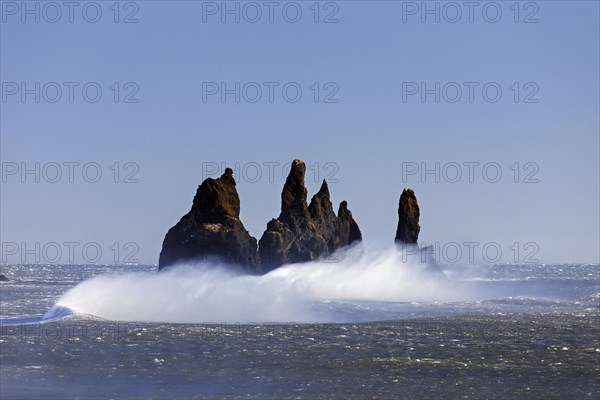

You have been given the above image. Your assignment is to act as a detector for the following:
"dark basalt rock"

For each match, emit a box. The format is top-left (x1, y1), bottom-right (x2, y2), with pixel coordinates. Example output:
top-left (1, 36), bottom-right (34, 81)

top-left (0, 274), bottom-right (9, 282)
top-left (394, 190), bottom-right (444, 276)
top-left (158, 160), bottom-right (362, 274)
top-left (395, 188), bottom-right (420, 244)
top-left (158, 168), bottom-right (259, 272)
top-left (338, 200), bottom-right (363, 245)
top-left (258, 160), bottom-right (362, 273)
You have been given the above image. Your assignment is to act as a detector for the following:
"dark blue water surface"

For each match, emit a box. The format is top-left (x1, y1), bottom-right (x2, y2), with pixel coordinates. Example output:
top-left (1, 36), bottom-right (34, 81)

top-left (1, 263), bottom-right (598, 399)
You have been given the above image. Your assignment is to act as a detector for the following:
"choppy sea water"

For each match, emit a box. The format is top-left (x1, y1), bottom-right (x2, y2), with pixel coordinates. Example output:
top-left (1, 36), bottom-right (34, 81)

top-left (1, 257), bottom-right (598, 399)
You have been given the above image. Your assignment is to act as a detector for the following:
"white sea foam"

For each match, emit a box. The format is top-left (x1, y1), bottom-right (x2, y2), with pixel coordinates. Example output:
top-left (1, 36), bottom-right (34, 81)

top-left (55, 244), bottom-right (473, 323)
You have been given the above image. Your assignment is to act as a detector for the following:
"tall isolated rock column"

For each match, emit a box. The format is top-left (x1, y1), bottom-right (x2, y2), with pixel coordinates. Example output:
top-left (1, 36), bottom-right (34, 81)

top-left (395, 188), bottom-right (420, 244)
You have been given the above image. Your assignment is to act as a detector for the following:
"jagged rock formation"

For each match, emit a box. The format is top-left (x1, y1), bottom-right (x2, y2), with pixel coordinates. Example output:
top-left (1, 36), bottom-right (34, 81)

top-left (0, 274), bottom-right (9, 282)
top-left (158, 160), bottom-right (362, 274)
top-left (158, 168), bottom-right (259, 272)
top-left (258, 160), bottom-right (362, 273)
top-left (395, 188), bottom-right (420, 244)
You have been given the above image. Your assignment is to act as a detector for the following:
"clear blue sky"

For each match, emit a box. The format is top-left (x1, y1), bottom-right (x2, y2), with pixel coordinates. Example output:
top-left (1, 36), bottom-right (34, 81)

top-left (1, 1), bottom-right (598, 265)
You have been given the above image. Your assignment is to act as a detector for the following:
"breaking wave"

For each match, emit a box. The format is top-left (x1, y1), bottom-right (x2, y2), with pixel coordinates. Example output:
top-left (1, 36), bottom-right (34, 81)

top-left (52, 244), bottom-right (470, 323)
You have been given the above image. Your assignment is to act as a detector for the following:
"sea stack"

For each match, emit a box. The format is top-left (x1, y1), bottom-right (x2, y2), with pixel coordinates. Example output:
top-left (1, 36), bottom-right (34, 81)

top-left (258, 159), bottom-right (362, 273)
top-left (395, 188), bottom-right (420, 244)
top-left (158, 168), bottom-right (259, 272)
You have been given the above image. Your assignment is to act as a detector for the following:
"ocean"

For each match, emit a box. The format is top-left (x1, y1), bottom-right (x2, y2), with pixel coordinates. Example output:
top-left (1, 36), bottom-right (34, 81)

top-left (1, 251), bottom-right (598, 399)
